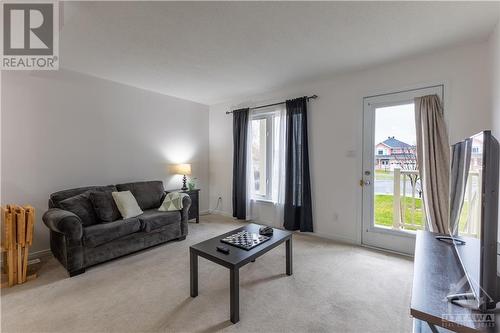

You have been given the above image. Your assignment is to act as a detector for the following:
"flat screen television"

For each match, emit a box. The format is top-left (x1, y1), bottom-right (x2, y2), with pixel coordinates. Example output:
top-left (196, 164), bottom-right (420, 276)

top-left (447, 130), bottom-right (499, 311)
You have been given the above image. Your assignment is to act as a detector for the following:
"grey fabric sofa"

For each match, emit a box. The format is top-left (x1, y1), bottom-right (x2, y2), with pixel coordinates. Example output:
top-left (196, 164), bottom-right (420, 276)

top-left (42, 181), bottom-right (191, 276)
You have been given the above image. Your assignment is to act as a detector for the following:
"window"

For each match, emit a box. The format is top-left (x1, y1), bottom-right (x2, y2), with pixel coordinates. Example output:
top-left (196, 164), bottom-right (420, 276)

top-left (378, 149), bottom-right (384, 155)
top-left (251, 117), bottom-right (268, 197)
top-left (250, 109), bottom-right (281, 201)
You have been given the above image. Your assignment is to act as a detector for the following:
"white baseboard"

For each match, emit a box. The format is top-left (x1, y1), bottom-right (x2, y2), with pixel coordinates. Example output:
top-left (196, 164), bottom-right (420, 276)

top-left (304, 231), bottom-right (359, 246)
top-left (16, 216), bottom-right (367, 263)
top-left (293, 231), bottom-right (411, 257)
top-left (360, 243), bottom-right (414, 258)
top-left (208, 209), bottom-right (233, 218)
top-left (207, 211), bottom-right (360, 246)
top-left (0, 248), bottom-right (52, 265)
top-left (29, 249), bottom-right (52, 260)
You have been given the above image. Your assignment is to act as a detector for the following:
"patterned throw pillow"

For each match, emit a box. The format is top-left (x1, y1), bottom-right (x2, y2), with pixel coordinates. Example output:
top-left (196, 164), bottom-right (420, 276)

top-left (158, 192), bottom-right (189, 211)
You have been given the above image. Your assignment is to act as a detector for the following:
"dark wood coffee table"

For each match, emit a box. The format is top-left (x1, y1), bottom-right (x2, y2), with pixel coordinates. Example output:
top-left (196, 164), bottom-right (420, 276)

top-left (189, 223), bottom-right (293, 323)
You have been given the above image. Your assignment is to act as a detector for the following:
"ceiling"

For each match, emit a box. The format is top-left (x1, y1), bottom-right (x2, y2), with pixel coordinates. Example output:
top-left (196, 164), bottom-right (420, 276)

top-left (60, 1), bottom-right (500, 105)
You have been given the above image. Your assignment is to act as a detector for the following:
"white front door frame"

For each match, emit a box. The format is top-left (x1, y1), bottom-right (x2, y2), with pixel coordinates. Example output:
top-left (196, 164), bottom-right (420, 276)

top-left (361, 85), bottom-right (444, 255)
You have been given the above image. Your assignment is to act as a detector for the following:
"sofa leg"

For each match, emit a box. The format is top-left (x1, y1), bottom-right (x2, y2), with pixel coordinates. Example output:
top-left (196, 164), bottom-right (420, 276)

top-left (69, 268), bottom-right (85, 277)
top-left (177, 236), bottom-right (187, 241)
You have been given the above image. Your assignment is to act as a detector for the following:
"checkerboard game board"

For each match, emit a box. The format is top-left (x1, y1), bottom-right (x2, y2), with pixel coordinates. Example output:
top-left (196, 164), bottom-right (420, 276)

top-left (221, 230), bottom-right (271, 250)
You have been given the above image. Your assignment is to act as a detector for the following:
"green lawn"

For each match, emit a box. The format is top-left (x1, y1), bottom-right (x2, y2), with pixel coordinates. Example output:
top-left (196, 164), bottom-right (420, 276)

top-left (458, 201), bottom-right (469, 230)
top-left (374, 194), bottom-right (424, 231)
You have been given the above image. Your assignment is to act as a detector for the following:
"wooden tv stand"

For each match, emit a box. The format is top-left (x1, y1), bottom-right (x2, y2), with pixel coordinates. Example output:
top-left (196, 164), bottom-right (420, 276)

top-left (411, 231), bottom-right (500, 332)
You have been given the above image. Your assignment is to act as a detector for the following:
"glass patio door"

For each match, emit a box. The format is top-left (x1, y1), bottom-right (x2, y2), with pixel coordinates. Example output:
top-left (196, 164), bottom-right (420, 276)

top-left (361, 86), bottom-right (443, 255)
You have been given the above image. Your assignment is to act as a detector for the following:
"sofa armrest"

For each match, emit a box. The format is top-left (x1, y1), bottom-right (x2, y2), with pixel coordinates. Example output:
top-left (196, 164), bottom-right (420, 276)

top-left (42, 208), bottom-right (83, 241)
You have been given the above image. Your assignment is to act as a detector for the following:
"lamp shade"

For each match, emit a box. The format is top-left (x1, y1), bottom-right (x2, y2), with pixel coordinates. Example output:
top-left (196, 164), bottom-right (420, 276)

top-left (169, 163), bottom-right (192, 176)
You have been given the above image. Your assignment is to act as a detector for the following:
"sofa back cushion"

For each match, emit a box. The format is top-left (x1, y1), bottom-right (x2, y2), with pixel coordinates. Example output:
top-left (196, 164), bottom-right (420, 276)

top-left (116, 181), bottom-right (164, 210)
top-left (89, 191), bottom-right (121, 222)
top-left (49, 185), bottom-right (117, 208)
top-left (59, 191), bottom-right (98, 227)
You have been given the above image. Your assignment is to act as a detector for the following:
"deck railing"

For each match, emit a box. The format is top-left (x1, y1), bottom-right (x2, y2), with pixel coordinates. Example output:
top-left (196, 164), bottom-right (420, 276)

top-left (458, 171), bottom-right (481, 238)
top-left (390, 169), bottom-right (481, 235)
top-left (392, 169), bottom-right (425, 231)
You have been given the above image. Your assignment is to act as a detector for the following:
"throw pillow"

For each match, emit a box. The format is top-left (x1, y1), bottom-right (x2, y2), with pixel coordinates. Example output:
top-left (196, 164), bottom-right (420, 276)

top-left (59, 191), bottom-right (98, 226)
top-left (159, 192), bottom-right (189, 211)
top-left (112, 191), bottom-right (143, 219)
top-left (89, 191), bottom-right (121, 222)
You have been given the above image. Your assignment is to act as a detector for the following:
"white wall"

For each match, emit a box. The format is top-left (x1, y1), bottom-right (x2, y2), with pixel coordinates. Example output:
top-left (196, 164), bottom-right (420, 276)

top-left (489, 21), bottom-right (500, 241)
top-left (209, 41), bottom-right (492, 244)
top-left (492, 22), bottom-right (500, 140)
top-left (1, 70), bottom-right (209, 253)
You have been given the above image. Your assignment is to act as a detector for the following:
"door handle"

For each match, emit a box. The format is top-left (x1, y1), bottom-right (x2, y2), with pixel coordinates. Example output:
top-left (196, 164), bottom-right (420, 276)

top-left (359, 179), bottom-right (371, 186)
top-left (360, 170), bottom-right (372, 187)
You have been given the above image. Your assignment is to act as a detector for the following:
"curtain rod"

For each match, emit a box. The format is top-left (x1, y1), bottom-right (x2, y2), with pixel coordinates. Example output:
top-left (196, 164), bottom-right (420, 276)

top-left (363, 84), bottom-right (444, 100)
top-left (225, 95), bottom-right (318, 114)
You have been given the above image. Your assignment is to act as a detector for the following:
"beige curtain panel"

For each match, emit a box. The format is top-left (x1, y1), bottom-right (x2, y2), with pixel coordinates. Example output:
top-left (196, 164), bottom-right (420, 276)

top-left (415, 94), bottom-right (450, 234)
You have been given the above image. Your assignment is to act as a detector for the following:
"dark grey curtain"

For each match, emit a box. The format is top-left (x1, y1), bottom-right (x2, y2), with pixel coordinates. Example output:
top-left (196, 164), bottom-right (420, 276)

top-left (284, 97), bottom-right (313, 232)
top-left (232, 108), bottom-right (249, 219)
top-left (449, 139), bottom-right (472, 235)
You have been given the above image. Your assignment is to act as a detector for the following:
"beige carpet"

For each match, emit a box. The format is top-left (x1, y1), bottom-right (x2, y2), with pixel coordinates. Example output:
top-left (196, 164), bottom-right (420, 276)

top-left (1, 214), bottom-right (414, 333)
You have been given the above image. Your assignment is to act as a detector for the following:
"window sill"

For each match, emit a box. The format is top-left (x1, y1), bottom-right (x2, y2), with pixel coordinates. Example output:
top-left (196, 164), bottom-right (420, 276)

top-left (251, 198), bottom-right (276, 205)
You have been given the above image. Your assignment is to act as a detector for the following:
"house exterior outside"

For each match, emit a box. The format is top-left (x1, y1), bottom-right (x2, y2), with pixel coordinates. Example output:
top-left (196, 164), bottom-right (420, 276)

top-left (471, 136), bottom-right (484, 169)
top-left (375, 136), bottom-right (417, 171)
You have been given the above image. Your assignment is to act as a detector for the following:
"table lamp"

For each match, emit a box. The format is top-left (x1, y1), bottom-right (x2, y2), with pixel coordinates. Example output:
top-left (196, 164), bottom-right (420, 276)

top-left (169, 164), bottom-right (192, 190)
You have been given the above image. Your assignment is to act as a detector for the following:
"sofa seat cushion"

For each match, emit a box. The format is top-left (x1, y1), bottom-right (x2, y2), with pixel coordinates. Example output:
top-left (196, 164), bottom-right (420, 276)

top-left (116, 181), bottom-right (165, 210)
top-left (83, 217), bottom-right (141, 248)
top-left (139, 209), bottom-right (181, 233)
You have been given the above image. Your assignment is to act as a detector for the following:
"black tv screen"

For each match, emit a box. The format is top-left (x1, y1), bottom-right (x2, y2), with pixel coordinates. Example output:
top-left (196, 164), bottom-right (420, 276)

top-left (449, 131), bottom-right (499, 311)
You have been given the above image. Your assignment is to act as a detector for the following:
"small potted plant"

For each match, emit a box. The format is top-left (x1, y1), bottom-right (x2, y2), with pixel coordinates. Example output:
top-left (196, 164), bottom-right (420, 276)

top-left (188, 177), bottom-right (197, 191)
